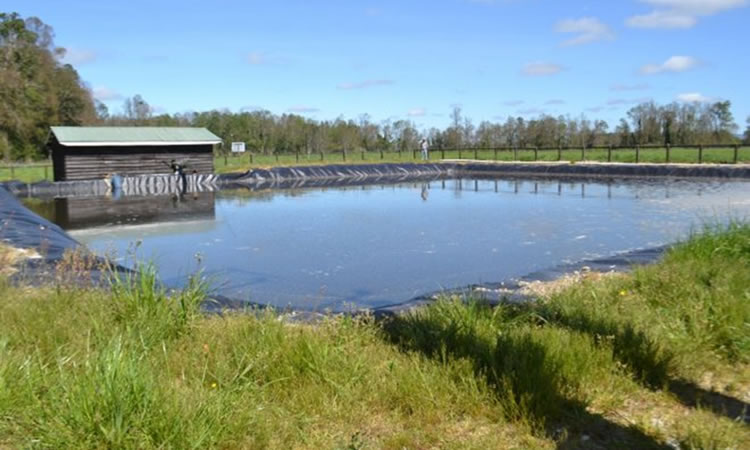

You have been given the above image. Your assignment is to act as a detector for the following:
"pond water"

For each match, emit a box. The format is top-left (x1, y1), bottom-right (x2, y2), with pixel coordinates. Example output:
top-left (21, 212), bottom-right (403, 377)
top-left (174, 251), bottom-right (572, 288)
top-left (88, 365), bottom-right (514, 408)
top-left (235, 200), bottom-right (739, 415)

top-left (24, 177), bottom-right (750, 311)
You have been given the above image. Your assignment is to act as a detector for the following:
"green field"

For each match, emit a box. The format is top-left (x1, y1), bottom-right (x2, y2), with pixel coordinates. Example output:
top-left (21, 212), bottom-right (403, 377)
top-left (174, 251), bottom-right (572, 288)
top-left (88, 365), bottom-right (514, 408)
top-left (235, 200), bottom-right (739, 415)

top-left (1, 224), bottom-right (749, 448)
top-left (214, 147), bottom-right (750, 174)
top-left (2, 147), bottom-right (748, 183)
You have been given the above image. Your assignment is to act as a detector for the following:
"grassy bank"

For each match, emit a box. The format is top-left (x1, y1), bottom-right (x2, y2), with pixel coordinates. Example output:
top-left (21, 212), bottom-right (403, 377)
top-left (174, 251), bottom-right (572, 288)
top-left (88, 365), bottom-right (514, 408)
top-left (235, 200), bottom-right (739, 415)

top-left (214, 147), bottom-right (750, 174)
top-left (1, 224), bottom-right (749, 448)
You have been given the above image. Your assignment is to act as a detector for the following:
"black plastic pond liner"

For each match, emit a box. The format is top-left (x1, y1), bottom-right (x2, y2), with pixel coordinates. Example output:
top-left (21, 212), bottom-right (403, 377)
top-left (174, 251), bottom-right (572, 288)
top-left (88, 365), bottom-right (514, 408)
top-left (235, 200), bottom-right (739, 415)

top-left (217, 163), bottom-right (455, 187)
top-left (1, 185), bottom-right (79, 261)
top-left (0, 185), bottom-right (133, 287)
top-left (371, 244), bottom-right (669, 317)
top-left (2, 174), bottom-right (220, 199)
top-left (458, 162), bottom-right (750, 179)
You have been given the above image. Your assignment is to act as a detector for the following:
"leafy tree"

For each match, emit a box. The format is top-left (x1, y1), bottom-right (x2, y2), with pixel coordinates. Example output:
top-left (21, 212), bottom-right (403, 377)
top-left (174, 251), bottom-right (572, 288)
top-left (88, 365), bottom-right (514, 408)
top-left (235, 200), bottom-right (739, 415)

top-left (709, 101), bottom-right (737, 141)
top-left (0, 12), bottom-right (95, 160)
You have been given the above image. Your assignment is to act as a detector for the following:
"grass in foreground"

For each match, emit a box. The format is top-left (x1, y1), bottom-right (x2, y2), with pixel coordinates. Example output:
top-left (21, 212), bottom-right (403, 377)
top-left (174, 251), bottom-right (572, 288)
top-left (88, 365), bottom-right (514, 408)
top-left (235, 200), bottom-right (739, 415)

top-left (1, 224), bottom-right (749, 448)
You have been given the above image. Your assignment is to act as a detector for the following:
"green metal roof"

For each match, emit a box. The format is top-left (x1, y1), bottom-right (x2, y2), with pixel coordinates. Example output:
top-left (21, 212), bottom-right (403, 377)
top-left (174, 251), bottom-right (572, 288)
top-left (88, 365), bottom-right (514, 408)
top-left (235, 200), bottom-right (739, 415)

top-left (50, 127), bottom-right (222, 147)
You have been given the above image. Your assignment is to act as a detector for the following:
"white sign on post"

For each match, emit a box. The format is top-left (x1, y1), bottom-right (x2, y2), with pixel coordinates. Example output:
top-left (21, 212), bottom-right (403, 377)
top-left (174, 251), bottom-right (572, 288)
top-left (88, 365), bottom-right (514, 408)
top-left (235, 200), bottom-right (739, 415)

top-left (231, 142), bottom-right (246, 153)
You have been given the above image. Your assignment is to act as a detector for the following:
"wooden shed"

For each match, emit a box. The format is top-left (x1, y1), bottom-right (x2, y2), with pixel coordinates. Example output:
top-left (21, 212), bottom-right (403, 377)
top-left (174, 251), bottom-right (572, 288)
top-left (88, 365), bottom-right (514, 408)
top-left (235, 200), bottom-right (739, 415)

top-left (48, 127), bottom-right (222, 181)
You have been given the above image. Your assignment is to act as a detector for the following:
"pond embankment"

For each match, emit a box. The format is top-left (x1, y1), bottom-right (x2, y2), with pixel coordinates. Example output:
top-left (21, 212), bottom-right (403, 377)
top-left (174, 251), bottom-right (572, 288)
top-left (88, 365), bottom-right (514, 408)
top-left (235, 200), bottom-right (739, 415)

top-left (5, 161), bottom-right (750, 199)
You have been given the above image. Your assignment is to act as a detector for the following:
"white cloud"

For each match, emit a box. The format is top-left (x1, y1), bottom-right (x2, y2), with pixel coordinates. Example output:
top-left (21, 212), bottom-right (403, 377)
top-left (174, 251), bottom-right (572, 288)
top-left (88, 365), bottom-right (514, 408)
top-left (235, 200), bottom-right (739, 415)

top-left (92, 87), bottom-right (122, 101)
top-left (60, 48), bottom-right (97, 65)
top-left (676, 92), bottom-right (715, 103)
top-left (545, 99), bottom-right (566, 105)
top-left (611, 83), bottom-right (650, 91)
top-left (337, 79), bottom-right (395, 90)
top-left (503, 100), bottom-right (525, 106)
top-left (555, 17), bottom-right (615, 46)
top-left (407, 108), bottom-right (426, 117)
top-left (287, 106), bottom-right (320, 113)
top-left (522, 62), bottom-right (564, 76)
top-left (627, 0), bottom-right (748, 28)
top-left (640, 55), bottom-right (699, 74)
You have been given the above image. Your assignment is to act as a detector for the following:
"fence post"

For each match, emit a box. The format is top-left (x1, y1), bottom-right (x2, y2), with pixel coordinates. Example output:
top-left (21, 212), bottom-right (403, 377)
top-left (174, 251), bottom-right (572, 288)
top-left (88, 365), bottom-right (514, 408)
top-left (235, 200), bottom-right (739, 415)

top-left (250, 153), bottom-right (254, 164)
top-left (413, 148), bottom-right (417, 160)
top-left (380, 149), bottom-right (384, 160)
top-left (459, 148), bottom-right (462, 159)
top-left (474, 148), bottom-right (478, 160)
top-left (224, 154), bottom-right (228, 166)
top-left (494, 148), bottom-right (498, 161)
top-left (399, 149), bottom-right (402, 160)
top-left (581, 145), bottom-right (585, 161)
top-left (635, 145), bottom-right (640, 163)
top-left (607, 145), bottom-right (612, 163)
top-left (321, 151), bottom-right (324, 161)
top-left (534, 147), bottom-right (538, 161)
top-left (296, 149), bottom-right (299, 163)
top-left (558, 146), bottom-right (562, 161)
top-left (10, 165), bottom-right (13, 179)
top-left (698, 145), bottom-right (703, 163)
top-left (666, 144), bottom-right (670, 163)
top-left (513, 147), bottom-right (517, 161)
top-left (44, 165), bottom-right (48, 180)
top-left (275, 153), bottom-right (279, 163)
top-left (442, 148), bottom-right (445, 160)
top-left (343, 149), bottom-right (346, 162)
top-left (361, 150), bottom-right (365, 161)
top-left (734, 144), bottom-right (739, 164)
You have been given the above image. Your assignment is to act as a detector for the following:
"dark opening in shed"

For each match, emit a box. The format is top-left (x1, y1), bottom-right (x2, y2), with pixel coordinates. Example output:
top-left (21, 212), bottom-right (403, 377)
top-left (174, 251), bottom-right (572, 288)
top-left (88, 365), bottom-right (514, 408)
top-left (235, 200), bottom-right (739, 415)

top-left (48, 127), bottom-right (222, 181)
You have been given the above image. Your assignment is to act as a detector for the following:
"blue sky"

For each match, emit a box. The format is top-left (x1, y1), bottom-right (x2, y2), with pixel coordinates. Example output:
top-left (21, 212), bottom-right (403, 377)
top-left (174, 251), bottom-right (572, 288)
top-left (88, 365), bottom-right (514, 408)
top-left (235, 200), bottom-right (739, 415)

top-left (8, 0), bottom-right (749, 130)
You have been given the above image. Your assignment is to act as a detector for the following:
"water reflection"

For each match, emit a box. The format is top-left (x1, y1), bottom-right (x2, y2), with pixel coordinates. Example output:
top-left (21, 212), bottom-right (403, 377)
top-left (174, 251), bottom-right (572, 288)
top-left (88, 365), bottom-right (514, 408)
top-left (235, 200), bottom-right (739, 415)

top-left (37, 192), bottom-right (216, 230)
top-left (22, 177), bottom-right (750, 312)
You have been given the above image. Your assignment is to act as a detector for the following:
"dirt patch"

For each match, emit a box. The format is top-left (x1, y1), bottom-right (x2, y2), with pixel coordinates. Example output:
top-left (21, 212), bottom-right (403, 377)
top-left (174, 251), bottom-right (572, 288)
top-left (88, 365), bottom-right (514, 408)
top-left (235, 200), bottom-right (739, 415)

top-left (0, 243), bottom-right (41, 276)
top-left (516, 267), bottom-right (623, 299)
top-left (472, 267), bottom-right (624, 303)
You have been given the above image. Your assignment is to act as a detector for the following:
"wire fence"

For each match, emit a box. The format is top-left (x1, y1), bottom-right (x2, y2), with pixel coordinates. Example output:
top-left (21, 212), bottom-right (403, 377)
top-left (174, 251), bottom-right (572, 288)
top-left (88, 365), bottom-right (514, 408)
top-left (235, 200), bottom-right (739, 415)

top-left (2, 144), bottom-right (749, 183)
top-left (215, 144), bottom-right (750, 171)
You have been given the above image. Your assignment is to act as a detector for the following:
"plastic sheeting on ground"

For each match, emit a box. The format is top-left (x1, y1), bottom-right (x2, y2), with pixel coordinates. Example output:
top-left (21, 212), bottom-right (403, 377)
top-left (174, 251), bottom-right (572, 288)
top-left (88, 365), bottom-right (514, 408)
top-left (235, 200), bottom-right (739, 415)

top-left (457, 161), bottom-right (750, 179)
top-left (217, 163), bottom-right (454, 189)
top-left (1, 185), bottom-right (80, 261)
top-left (4, 173), bottom-right (220, 199)
top-left (372, 245), bottom-right (668, 317)
top-left (0, 185), bottom-right (132, 286)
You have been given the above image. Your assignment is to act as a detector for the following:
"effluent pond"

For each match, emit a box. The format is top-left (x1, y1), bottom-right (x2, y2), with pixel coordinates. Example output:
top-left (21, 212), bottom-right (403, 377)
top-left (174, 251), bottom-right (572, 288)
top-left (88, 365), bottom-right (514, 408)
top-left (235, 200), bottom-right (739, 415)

top-left (24, 177), bottom-right (750, 312)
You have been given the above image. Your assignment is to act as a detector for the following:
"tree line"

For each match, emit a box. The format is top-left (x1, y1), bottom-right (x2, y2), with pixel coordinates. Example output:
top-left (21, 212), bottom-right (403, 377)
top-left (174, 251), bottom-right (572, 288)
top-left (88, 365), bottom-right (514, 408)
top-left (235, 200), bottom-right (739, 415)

top-left (93, 96), bottom-right (750, 156)
top-left (2, 12), bottom-right (749, 162)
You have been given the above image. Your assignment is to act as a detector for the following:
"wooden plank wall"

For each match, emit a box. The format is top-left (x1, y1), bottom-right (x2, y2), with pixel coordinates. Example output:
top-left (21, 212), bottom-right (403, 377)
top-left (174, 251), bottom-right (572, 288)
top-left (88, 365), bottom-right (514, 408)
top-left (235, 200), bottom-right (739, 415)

top-left (53, 144), bottom-right (215, 181)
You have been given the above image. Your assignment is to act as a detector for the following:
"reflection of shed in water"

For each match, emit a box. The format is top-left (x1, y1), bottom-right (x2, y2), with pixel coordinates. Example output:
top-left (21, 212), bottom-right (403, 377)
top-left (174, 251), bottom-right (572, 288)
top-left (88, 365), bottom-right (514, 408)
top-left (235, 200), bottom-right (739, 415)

top-left (53, 192), bottom-right (216, 230)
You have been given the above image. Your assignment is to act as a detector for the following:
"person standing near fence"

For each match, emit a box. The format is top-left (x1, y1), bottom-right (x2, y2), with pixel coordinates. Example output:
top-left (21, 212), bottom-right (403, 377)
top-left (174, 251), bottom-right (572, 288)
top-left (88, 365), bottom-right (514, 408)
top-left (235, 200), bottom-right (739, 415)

top-left (420, 138), bottom-right (429, 161)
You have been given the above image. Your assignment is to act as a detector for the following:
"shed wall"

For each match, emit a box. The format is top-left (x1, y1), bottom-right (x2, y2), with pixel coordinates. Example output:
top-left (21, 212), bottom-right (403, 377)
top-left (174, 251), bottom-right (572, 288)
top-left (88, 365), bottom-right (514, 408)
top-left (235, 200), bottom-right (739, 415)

top-left (52, 144), bottom-right (214, 181)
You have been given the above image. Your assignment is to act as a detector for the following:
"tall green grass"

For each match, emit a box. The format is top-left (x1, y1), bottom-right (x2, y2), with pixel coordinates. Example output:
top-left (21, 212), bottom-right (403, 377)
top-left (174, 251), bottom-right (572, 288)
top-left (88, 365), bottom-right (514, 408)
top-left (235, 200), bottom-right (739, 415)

top-left (0, 272), bottom-right (538, 448)
top-left (1, 224), bottom-right (749, 448)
